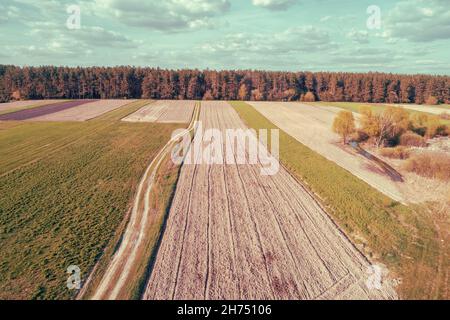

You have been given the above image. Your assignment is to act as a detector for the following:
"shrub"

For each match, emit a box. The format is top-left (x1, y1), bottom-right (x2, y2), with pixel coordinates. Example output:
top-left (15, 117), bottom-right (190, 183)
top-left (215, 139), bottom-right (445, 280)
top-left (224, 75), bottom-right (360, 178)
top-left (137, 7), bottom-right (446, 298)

top-left (302, 91), bottom-right (316, 102)
top-left (332, 111), bottom-right (355, 144)
top-left (202, 90), bottom-right (214, 100)
top-left (399, 131), bottom-right (427, 147)
top-left (410, 112), bottom-right (429, 136)
top-left (379, 146), bottom-right (410, 159)
top-left (425, 115), bottom-right (447, 138)
top-left (404, 152), bottom-right (450, 181)
top-left (425, 96), bottom-right (439, 105)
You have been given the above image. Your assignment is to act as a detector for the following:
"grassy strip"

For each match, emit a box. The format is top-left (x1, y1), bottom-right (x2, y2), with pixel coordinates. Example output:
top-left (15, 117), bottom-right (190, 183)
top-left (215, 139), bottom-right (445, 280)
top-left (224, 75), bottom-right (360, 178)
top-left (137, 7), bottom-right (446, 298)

top-left (230, 101), bottom-right (445, 299)
top-left (0, 101), bottom-right (185, 299)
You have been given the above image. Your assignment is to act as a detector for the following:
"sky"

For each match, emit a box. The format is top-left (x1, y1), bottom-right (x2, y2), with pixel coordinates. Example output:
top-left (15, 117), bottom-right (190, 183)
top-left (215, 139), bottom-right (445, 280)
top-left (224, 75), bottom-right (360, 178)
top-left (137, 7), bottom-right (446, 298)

top-left (0, 0), bottom-right (449, 74)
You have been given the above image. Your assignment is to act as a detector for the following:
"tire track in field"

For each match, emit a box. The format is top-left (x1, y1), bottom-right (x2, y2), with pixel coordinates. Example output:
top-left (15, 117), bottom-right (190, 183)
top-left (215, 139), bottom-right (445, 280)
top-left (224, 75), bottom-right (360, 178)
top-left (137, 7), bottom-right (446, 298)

top-left (90, 101), bottom-right (199, 300)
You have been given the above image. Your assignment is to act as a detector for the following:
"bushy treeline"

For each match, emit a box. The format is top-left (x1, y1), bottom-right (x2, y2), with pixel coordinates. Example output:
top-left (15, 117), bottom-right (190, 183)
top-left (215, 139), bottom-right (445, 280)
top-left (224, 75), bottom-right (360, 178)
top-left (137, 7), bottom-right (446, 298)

top-left (0, 65), bottom-right (449, 103)
top-left (334, 106), bottom-right (448, 148)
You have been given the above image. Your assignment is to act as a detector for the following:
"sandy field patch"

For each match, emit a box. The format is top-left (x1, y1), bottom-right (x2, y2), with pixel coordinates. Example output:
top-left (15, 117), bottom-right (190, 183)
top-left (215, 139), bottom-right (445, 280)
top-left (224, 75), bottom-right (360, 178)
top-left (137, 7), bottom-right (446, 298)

top-left (0, 100), bottom-right (97, 121)
top-left (122, 100), bottom-right (195, 123)
top-left (249, 101), bottom-right (407, 203)
top-left (143, 101), bottom-right (397, 300)
top-left (28, 100), bottom-right (136, 121)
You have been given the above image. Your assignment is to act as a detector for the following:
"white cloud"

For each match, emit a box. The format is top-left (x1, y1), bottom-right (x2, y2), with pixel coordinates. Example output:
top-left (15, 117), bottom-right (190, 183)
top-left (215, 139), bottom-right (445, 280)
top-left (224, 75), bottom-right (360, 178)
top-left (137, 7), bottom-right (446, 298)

top-left (202, 26), bottom-right (334, 55)
top-left (346, 29), bottom-right (369, 44)
top-left (90, 0), bottom-right (230, 31)
top-left (252, 0), bottom-right (298, 11)
top-left (384, 0), bottom-right (450, 42)
top-left (320, 16), bottom-right (331, 22)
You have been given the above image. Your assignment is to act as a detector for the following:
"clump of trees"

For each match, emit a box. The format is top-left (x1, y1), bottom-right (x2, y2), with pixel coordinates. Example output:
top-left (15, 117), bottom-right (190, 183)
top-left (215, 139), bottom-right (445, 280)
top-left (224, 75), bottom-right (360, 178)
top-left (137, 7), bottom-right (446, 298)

top-left (332, 106), bottom-right (448, 148)
top-left (359, 107), bottom-right (410, 147)
top-left (0, 65), bottom-right (449, 103)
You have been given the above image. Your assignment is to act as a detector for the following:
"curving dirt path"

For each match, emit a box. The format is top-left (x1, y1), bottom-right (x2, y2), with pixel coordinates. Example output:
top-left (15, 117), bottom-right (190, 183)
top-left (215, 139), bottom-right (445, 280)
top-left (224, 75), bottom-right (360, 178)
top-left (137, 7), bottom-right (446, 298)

top-left (143, 101), bottom-right (397, 300)
top-left (90, 102), bottom-right (199, 300)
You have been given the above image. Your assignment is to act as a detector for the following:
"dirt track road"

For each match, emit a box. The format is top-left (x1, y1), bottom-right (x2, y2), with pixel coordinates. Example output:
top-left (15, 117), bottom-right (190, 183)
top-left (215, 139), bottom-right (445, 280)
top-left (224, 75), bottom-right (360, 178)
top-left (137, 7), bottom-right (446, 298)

top-left (143, 101), bottom-right (397, 300)
top-left (90, 103), bottom-right (199, 300)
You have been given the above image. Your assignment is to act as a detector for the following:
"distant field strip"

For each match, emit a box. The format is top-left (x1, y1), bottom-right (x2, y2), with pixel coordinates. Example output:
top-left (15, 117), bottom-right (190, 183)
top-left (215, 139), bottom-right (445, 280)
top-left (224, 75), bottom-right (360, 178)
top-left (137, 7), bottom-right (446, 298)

top-left (386, 104), bottom-right (450, 115)
top-left (144, 101), bottom-right (397, 300)
top-left (248, 101), bottom-right (405, 203)
top-left (0, 100), bottom-right (97, 121)
top-left (0, 100), bottom-right (67, 115)
top-left (123, 100), bottom-right (195, 123)
top-left (28, 100), bottom-right (137, 121)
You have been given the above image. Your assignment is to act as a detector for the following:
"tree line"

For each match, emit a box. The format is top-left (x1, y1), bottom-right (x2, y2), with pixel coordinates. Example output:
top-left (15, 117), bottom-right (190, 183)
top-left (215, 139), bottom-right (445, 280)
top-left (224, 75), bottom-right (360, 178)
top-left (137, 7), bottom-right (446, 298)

top-left (1, 65), bottom-right (449, 104)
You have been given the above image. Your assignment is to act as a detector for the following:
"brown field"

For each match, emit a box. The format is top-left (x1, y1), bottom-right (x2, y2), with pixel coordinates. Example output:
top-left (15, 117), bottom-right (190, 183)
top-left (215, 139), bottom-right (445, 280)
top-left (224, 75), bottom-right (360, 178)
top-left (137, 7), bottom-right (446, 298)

top-left (122, 100), bottom-right (195, 123)
top-left (28, 100), bottom-right (137, 121)
top-left (143, 101), bottom-right (397, 300)
top-left (248, 101), bottom-right (407, 203)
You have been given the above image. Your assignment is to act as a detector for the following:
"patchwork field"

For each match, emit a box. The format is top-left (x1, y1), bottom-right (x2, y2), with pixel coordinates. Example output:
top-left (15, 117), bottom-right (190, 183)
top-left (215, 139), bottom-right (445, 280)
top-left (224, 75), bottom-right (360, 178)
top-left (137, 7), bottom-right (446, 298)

top-left (231, 101), bottom-right (448, 300)
top-left (28, 100), bottom-right (137, 122)
top-left (0, 100), bottom-right (67, 115)
top-left (0, 101), bottom-right (183, 299)
top-left (0, 98), bottom-right (447, 300)
top-left (0, 100), bottom-right (97, 121)
top-left (122, 100), bottom-right (195, 123)
top-left (248, 101), bottom-right (406, 203)
top-left (143, 101), bottom-right (397, 300)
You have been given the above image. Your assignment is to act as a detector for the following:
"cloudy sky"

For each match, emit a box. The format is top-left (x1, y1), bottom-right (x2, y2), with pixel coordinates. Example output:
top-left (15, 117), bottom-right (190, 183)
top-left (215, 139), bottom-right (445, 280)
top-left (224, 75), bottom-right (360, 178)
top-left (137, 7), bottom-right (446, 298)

top-left (1, 0), bottom-right (449, 74)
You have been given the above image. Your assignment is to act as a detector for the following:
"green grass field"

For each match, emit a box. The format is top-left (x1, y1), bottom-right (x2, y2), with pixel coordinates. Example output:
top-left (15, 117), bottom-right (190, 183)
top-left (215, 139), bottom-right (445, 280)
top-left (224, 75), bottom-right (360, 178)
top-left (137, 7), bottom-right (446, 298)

top-left (0, 101), bottom-right (184, 299)
top-left (231, 101), bottom-right (448, 299)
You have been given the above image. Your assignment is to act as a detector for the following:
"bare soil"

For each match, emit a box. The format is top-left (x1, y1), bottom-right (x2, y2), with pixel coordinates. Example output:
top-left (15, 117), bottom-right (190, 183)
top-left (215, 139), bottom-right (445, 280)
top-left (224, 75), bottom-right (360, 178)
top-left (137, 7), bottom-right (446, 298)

top-left (143, 101), bottom-right (397, 300)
